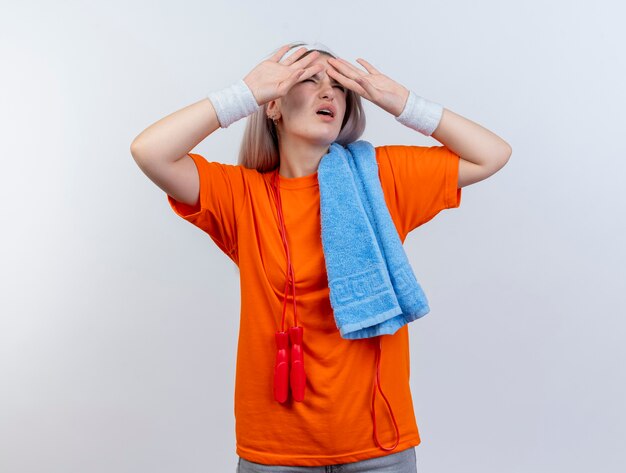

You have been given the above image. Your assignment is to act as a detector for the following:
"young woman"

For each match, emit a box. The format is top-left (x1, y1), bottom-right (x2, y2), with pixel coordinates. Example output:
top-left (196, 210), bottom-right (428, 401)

top-left (131, 41), bottom-right (511, 472)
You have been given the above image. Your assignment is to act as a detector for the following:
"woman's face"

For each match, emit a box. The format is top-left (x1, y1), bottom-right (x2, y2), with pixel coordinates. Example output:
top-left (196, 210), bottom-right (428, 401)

top-left (274, 53), bottom-right (347, 145)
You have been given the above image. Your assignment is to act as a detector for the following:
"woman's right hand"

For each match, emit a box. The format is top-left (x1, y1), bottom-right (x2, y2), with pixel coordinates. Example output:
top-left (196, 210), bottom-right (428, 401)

top-left (243, 44), bottom-right (325, 106)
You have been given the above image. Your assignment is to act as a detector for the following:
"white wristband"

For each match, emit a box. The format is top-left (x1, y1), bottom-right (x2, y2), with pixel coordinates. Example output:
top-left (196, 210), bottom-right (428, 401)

top-left (207, 79), bottom-right (261, 128)
top-left (395, 90), bottom-right (443, 136)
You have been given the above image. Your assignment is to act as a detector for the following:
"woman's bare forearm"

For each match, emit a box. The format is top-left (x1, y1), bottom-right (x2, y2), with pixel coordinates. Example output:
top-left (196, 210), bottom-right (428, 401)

top-left (130, 98), bottom-right (220, 166)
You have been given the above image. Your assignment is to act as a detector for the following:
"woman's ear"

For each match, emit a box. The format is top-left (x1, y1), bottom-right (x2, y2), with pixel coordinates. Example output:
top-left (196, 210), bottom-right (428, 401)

top-left (266, 100), bottom-right (281, 120)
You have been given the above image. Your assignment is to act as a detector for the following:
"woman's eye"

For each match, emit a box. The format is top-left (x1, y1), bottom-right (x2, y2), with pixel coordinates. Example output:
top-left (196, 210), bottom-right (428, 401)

top-left (303, 79), bottom-right (345, 92)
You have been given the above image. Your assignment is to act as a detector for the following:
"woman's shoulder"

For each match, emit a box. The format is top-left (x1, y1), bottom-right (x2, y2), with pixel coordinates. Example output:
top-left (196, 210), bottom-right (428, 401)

top-left (188, 152), bottom-right (265, 178)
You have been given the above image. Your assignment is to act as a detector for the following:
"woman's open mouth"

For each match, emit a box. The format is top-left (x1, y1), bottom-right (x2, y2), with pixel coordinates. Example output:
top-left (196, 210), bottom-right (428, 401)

top-left (315, 103), bottom-right (336, 121)
top-left (316, 110), bottom-right (335, 121)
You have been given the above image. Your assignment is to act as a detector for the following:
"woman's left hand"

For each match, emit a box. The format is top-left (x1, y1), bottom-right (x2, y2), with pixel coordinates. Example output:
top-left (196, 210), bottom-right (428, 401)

top-left (327, 57), bottom-right (410, 117)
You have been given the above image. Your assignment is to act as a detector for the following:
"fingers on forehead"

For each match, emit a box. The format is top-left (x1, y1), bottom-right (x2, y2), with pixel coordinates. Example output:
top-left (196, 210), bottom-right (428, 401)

top-left (273, 44), bottom-right (296, 61)
top-left (285, 48), bottom-right (324, 66)
top-left (278, 46), bottom-right (305, 63)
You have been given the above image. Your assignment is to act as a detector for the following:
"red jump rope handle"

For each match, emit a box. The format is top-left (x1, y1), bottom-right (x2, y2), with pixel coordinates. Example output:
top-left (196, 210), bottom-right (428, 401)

top-left (273, 331), bottom-right (290, 403)
top-left (289, 326), bottom-right (306, 402)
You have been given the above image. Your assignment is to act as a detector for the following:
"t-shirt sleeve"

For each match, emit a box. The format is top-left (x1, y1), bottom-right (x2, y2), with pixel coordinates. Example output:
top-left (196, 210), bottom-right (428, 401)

top-left (166, 153), bottom-right (246, 262)
top-left (376, 145), bottom-right (462, 237)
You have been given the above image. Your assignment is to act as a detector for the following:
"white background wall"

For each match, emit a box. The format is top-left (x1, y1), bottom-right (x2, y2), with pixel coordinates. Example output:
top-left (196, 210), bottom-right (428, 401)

top-left (1, 0), bottom-right (625, 472)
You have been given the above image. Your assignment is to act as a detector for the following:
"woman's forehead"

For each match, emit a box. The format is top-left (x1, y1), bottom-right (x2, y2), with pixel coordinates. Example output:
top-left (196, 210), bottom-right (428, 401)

top-left (309, 55), bottom-right (336, 76)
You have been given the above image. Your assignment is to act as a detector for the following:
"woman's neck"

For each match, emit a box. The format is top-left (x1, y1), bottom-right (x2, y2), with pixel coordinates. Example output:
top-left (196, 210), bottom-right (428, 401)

top-left (277, 138), bottom-right (330, 178)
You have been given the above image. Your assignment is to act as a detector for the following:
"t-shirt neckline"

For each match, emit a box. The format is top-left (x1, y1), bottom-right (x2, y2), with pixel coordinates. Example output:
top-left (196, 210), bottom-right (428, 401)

top-left (267, 170), bottom-right (319, 189)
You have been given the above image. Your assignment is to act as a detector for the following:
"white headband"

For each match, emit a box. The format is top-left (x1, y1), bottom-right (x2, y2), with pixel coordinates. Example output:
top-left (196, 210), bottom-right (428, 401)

top-left (279, 42), bottom-right (337, 62)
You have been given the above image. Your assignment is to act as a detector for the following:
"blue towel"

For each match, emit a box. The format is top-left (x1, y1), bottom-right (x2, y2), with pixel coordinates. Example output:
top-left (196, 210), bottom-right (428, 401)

top-left (317, 140), bottom-right (430, 339)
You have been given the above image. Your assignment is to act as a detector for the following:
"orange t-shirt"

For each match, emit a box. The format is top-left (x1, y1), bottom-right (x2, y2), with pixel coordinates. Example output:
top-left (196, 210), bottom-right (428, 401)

top-left (167, 144), bottom-right (461, 466)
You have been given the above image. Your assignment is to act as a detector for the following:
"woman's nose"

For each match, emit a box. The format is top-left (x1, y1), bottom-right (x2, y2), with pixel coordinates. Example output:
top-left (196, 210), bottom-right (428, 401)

top-left (318, 79), bottom-right (336, 99)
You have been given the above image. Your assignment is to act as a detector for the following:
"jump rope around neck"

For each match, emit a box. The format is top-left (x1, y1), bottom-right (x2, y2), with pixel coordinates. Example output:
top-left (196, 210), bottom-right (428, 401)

top-left (269, 168), bottom-right (400, 452)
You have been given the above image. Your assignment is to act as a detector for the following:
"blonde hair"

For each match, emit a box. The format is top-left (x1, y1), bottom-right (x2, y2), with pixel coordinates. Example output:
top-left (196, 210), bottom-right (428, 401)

top-left (237, 42), bottom-right (366, 173)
